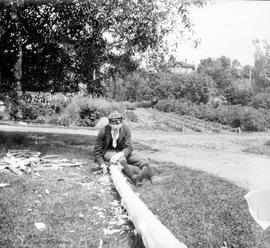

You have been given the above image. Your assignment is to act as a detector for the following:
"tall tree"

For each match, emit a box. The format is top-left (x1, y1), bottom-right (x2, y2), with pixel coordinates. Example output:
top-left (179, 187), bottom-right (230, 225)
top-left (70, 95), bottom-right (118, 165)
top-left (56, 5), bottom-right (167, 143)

top-left (252, 39), bottom-right (270, 93)
top-left (1, 0), bottom-right (208, 97)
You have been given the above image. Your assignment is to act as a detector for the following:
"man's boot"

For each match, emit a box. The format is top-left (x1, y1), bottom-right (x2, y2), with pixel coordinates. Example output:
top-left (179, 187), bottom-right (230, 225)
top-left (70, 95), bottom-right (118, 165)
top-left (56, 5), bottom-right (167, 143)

top-left (135, 163), bottom-right (154, 184)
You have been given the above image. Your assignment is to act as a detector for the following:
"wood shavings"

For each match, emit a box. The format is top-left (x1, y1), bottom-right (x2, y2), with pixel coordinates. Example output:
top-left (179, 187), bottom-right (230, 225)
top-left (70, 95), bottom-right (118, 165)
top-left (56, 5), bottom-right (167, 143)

top-left (34, 222), bottom-right (46, 231)
top-left (0, 183), bottom-right (9, 188)
top-left (0, 150), bottom-right (84, 175)
top-left (103, 228), bottom-right (122, 235)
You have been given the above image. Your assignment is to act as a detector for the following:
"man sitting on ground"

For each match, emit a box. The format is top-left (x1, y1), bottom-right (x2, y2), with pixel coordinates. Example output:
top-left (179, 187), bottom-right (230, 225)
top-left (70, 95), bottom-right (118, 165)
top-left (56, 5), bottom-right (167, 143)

top-left (94, 111), bottom-right (153, 185)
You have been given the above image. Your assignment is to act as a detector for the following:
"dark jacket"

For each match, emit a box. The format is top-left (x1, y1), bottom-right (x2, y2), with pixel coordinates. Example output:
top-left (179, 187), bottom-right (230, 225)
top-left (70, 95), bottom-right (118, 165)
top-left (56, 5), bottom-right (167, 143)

top-left (93, 123), bottom-right (133, 166)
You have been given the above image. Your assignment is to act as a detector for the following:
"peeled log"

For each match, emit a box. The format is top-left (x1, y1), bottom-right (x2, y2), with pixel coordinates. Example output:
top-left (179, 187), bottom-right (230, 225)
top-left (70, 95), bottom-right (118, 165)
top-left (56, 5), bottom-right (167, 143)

top-left (110, 164), bottom-right (187, 248)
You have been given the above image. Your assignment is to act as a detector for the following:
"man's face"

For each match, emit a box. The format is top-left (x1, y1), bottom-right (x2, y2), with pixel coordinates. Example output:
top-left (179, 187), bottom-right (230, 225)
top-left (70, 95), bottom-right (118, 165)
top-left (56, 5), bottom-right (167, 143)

top-left (109, 118), bottom-right (122, 130)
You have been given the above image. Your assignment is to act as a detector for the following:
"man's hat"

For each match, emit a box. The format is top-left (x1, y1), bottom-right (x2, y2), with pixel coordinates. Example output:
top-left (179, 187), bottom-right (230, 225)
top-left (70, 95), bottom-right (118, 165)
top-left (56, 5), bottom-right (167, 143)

top-left (108, 111), bottom-right (123, 120)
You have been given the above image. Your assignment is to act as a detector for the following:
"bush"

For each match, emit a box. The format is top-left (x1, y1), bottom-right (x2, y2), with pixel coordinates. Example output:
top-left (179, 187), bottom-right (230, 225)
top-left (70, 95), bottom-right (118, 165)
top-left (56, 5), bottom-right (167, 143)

top-left (62, 95), bottom-right (126, 127)
top-left (154, 99), bottom-right (176, 113)
top-left (250, 92), bottom-right (270, 109)
top-left (79, 106), bottom-right (104, 127)
top-left (155, 99), bottom-right (268, 131)
top-left (6, 94), bottom-right (130, 127)
top-left (180, 73), bottom-right (217, 104)
top-left (241, 108), bottom-right (267, 131)
top-left (224, 86), bottom-right (252, 106)
top-left (105, 70), bottom-right (218, 104)
top-left (50, 96), bottom-right (69, 114)
top-left (21, 100), bottom-right (53, 121)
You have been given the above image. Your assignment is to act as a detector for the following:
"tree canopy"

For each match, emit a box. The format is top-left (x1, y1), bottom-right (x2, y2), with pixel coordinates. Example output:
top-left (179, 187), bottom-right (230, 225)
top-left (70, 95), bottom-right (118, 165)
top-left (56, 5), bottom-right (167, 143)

top-left (252, 39), bottom-right (270, 93)
top-left (0, 0), bottom-right (207, 95)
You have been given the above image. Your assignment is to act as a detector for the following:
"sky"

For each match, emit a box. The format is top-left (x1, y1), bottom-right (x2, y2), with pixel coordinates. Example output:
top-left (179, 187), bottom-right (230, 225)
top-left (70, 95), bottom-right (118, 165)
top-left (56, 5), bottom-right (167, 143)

top-left (175, 0), bottom-right (270, 66)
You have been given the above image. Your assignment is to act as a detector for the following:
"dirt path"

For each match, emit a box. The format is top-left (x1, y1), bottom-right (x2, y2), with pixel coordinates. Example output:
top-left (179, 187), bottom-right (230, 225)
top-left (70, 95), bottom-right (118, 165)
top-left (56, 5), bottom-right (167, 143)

top-left (133, 130), bottom-right (270, 191)
top-left (1, 124), bottom-right (270, 191)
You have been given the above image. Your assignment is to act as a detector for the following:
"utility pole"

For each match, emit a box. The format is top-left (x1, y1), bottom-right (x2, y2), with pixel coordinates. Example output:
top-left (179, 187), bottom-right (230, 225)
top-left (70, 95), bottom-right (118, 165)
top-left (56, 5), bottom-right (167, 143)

top-left (249, 66), bottom-right (252, 88)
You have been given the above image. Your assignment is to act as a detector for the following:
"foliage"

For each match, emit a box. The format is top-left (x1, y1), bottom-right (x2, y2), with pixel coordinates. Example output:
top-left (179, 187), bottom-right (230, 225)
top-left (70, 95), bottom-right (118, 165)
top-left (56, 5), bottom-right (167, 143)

top-left (250, 92), bottom-right (270, 109)
top-left (50, 94), bottom-right (70, 114)
top-left (104, 71), bottom-right (154, 101)
top-left (62, 95), bottom-right (125, 126)
top-left (197, 56), bottom-right (234, 92)
top-left (0, 0), bottom-right (207, 96)
top-left (105, 70), bottom-right (216, 104)
top-left (224, 86), bottom-right (252, 106)
top-left (154, 99), bottom-right (269, 131)
top-left (197, 56), bottom-right (252, 95)
top-left (179, 73), bottom-right (216, 103)
top-left (20, 100), bottom-right (53, 121)
top-left (79, 107), bottom-right (104, 127)
top-left (4, 94), bottom-right (128, 126)
top-left (252, 39), bottom-right (270, 93)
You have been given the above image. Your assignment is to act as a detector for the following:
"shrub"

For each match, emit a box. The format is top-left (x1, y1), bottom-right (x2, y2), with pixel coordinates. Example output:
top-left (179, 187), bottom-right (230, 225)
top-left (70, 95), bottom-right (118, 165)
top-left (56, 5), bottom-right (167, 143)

top-left (154, 99), bottom-right (176, 113)
top-left (79, 106), bottom-right (104, 127)
top-left (105, 70), bottom-right (218, 104)
top-left (21, 102), bottom-right (39, 120)
top-left (224, 86), bottom-right (252, 106)
top-left (155, 99), bottom-right (268, 131)
top-left (50, 95), bottom-right (69, 114)
top-left (21, 100), bottom-right (53, 121)
top-left (62, 95), bottom-right (126, 127)
top-left (241, 108), bottom-right (267, 131)
top-left (181, 73), bottom-right (217, 104)
top-left (250, 92), bottom-right (270, 109)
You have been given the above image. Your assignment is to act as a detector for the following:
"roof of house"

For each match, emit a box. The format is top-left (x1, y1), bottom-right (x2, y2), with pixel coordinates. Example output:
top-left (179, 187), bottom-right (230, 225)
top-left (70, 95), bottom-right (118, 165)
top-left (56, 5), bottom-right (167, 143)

top-left (164, 61), bottom-right (195, 71)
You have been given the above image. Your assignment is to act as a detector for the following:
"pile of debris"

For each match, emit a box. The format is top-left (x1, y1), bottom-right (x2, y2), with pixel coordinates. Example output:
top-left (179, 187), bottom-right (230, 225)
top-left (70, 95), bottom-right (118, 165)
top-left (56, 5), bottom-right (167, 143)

top-left (0, 149), bottom-right (84, 176)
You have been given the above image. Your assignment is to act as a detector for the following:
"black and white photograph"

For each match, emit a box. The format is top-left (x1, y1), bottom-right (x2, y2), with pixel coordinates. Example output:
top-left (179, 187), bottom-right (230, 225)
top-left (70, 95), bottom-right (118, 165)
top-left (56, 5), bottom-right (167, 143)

top-left (0, 0), bottom-right (270, 247)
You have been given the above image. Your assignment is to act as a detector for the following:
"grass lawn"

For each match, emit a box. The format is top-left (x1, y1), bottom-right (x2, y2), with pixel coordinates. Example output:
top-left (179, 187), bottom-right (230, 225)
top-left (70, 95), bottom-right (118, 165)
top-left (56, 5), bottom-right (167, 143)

top-left (0, 131), bottom-right (265, 248)
top-left (0, 131), bottom-right (143, 248)
top-left (139, 160), bottom-right (265, 247)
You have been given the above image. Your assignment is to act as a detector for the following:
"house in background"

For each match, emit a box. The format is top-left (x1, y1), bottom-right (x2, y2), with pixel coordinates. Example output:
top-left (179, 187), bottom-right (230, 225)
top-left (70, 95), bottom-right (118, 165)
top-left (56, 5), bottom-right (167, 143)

top-left (164, 60), bottom-right (195, 74)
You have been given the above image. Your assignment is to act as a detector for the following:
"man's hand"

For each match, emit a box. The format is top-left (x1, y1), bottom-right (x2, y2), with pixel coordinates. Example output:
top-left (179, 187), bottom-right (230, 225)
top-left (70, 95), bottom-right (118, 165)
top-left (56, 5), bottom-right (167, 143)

top-left (110, 152), bottom-right (124, 164)
top-left (100, 163), bottom-right (108, 174)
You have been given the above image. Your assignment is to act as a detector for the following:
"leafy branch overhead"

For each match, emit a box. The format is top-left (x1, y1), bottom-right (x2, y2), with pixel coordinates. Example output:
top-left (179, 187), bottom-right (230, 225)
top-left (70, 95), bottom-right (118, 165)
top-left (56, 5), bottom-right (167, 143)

top-left (0, 0), bottom-right (207, 95)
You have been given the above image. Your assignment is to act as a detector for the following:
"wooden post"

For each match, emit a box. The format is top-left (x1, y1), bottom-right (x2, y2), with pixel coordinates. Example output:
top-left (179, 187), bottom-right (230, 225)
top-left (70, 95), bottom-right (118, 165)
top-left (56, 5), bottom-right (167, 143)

top-left (110, 164), bottom-right (187, 248)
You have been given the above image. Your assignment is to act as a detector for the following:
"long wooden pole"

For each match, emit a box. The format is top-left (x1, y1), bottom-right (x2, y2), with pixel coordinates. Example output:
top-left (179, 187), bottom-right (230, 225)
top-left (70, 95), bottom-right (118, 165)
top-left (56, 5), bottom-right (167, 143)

top-left (110, 164), bottom-right (187, 248)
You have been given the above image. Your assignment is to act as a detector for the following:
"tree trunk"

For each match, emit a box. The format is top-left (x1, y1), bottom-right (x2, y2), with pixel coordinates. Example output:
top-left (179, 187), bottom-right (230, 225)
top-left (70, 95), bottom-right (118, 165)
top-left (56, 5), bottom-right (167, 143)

top-left (0, 63), bottom-right (2, 88)
top-left (11, 0), bottom-right (23, 120)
